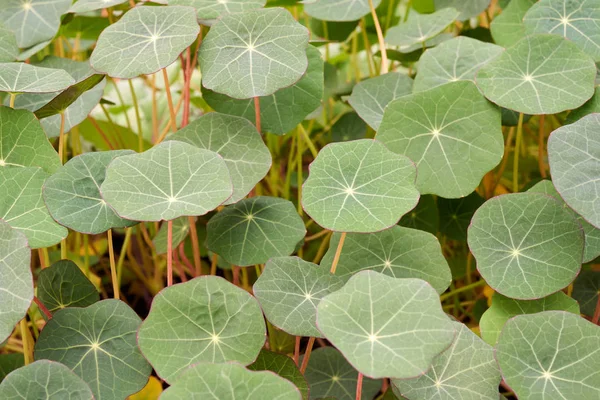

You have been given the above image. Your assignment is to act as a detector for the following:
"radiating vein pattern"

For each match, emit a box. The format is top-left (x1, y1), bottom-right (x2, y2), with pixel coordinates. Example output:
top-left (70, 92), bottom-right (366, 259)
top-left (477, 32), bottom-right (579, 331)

top-left (0, 63), bottom-right (74, 94)
top-left (304, 0), bottom-right (382, 22)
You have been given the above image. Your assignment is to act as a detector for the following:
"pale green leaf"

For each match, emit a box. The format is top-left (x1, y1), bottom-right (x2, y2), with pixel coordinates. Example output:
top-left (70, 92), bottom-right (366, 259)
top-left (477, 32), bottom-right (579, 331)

top-left (385, 8), bottom-right (459, 49)
top-left (0, 25), bottom-right (18, 62)
top-left (248, 350), bottom-right (309, 400)
top-left (476, 34), bottom-right (596, 114)
top-left (199, 8), bottom-right (309, 99)
top-left (90, 6), bottom-right (200, 79)
top-left (34, 300), bottom-right (152, 400)
top-left (153, 216), bottom-right (192, 255)
top-left (468, 192), bottom-right (584, 300)
top-left (377, 81), bottom-right (503, 198)
top-left (304, 0), bottom-right (382, 22)
top-left (316, 271), bottom-right (456, 379)
top-left (100, 141), bottom-right (233, 222)
top-left (253, 256), bottom-right (344, 337)
top-left (0, 63), bottom-right (74, 94)
top-left (206, 197), bottom-right (306, 266)
top-left (490, 0), bottom-right (536, 47)
top-left (137, 276), bottom-right (266, 383)
top-left (572, 270), bottom-right (600, 317)
top-left (170, 0), bottom-right (267, 20)
top-left (394, 32), bottom-right (454, 54)
top-left (434, 0), bottom-right (490, 20)
top-left (16, 41), bottom-right (52, 62)
top-left (69, 0), bottom-right (128, 13)
top-left (302, 139), bottom-right (419, 232)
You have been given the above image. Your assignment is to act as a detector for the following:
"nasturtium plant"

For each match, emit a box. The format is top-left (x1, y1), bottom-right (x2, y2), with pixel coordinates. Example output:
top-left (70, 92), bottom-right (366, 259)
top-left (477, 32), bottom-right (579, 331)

top-left (248, 350), bottom-right (309, 400)
top-left (490, 0), bottom-right (536, 47)
top-left (386, 8), bottom-right (459, 50)
top-left (304, 0), bottom-right (381, 22)
top-left (0, 63), bottom-right (75, 95)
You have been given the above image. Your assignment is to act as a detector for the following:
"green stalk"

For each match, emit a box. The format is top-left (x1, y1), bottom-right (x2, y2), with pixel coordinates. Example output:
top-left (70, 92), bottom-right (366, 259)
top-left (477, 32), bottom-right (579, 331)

top-left (512, 112), bottom-right (524, 193)
top-left (128, 79), bottom-right (143, 152)
top-left (440, 279), bottom-right (487, 302)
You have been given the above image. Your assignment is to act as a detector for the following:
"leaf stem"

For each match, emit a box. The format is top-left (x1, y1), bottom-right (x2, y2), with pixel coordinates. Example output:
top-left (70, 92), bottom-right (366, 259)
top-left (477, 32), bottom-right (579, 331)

top-left (294, 336), bottom-right (301, 366)
top-left (33, 296), bottom-right (52, 319)
top-left (128, 79), bottom-right (143, 152)
top-left (368, 0), bottom-right (388, 74)
top-left (107, 229), bottom-right (119, 299)
top-left (299, 336), bottom-right (316, 374)
top-left (163, 68), bottom-right (177, 133)
top-left (58, 111), bottom-right (66, 164)
top-left (329, 232), bottom-right (347, 274)
top-left (538, 115), bottom-right (547, 178)
top-left (116, 227), bottom-right (133, 286)
top-left (20, 319), bottom-right (31, 365)
top-left (9, 92), bottom-right (16, 108)
top-left (512, 112), bottom-right (524, 192)
top-left (254, 97), bottom-right (261, 132)
top-left (167, 219), bottom-right (173, 286)
top-left (298, 124), bottom-right (318, 159)
top-left (356, 372), bottom-right (363, 400)
top-left (440, 279), bottom-right (487, 301)
top-left (188, 217), bottom-right (202, 276)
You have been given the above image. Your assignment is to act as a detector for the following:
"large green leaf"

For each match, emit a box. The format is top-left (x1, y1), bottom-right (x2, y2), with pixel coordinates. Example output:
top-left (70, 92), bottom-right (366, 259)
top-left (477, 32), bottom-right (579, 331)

top-left (248, 350), bottom-right (309, 400)
top-left (316, 271), bottom-right (455, 379)
top-left (253, 256), bottom-right (344, 337)
top-left (170, 0), bottom-right (267, 20)
top-left (548, 114), bottom-right (600, 230)
top-left (468, 192), bottom-right (583, 300)
top-left (490, 0), bottom-right (536, 47)
top-left (476, 34), bottom-right (596, 114)
top-left (496, 311), bottom-right (600, 399)
top-left (43, 150), bottom-right (136, 234)
top-left (100, 141), bottom-right (232, 222)
top-left (0, 0), bottom-right (71, 48)
top-left (413, 37), bottom-right (503, 92)
top-left (199, 8), bottom-right (309, 99)
top-left (137, 276), bottom-right (266, 383)
top-left (479, 291), bottom-right (580, 345)
top-left (302, 347), bottom-right (381, 400)
top-left (0, 63), bottom-right (74, 94)
top-left (377, 81), bottom-right (503, 198)
top-left (0, 24), bottom-right (18, 62)
top-left (524, 0), bottom-right (600, 61)
top-left (161, 362), bottom-right (302, 400)
top-left (386, 8), bottom-right (459, 49)
top-left (206, 197), bottom-right (306, 266)
top-left (347, 72), bottom-right (413, 130)
top-left (302, 139), bottom-right (419, 232)
top-left (166, 113), bottom-right (271, 204)
top-left (202, 46), bottom-right (324, 134)
top-left (572, 270), bottom-right (600, 317)
top-left (434, 0), bottom-right (490, 20)
top-left (90, 6), bottom-right (200, 79)
top-left (0, 167), bottom-right (68, 248)
top-left (0, 107), bottom-right (60, 173)
top-left (37, 260), bottom-right (99, 315)
top-left (393, 321), bottom-right (501, 400)
top-left (304, 0), bottom-right (382, 22)
top-left (69, 0), bottom-right (128, 13)
top-left (0, 360), bottom-right (94, 400)
top-left (34, 300), bottom-right (152, 400)
top-left (0, 221), bottom-right (32, 344)
top-left (320, 226), bottom-right (451, 294)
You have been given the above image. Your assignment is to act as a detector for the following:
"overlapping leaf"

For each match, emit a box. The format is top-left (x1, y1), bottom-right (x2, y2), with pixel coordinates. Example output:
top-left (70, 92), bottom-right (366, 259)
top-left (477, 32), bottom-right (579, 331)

top-left (0, 63), bottom-right (74, 94)
top-left (399, 195), bottom-right (439, 235)
top-left (386, 8), bottom-right (459, 49)
top-left (438, 191), bottom-right (485, 241)
top-left (248, 350), bottom-right (309, 400)
top-left (331, 112), bottom-right (367, 142)
top-left (304, 0), bottom-right (382, 22)
top-left (434, 0), bottom-right (490, 20)
top-left (572, 270), bottom-right (600, 317)
top-left (0, 354), bottom-right (24, 383)
top-left (0, 25), bottom-right (18, 62)
top-left (69, 0), bottom-right (128, 13)
top-left (490, 0), bottom-right (536, 47)
top-left (153, 216), bottom-right (192, 255)
top-left (566, 86), bottom-right (600, 124)
top-left (170, 0), bottom-right (267, 20)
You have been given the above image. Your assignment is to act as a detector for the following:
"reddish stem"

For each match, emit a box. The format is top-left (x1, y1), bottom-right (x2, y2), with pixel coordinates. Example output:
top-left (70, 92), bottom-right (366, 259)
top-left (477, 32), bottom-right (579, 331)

top-left (254, 96), bottom-right (261, 132)
top-left (294, 336), bottom-right (301, 366)
top-left (167, 220), bottom-right (173, 286)
top-left (356, 372), bottom-right (363, 400)
top-left (232, 266), bottom-right (240, 286)
top-left (33, 297), bottom-right (52, 320)
top-left (299, 336), bottom-right (316, 374)
top-left (172, 247), bottom-right (187, 282)
top-left (592, 294), bottom-right (600, 325)
top-left (181, 48), bottom-right (192, 127)
top-left (178, 243), bottom-right (195, 276)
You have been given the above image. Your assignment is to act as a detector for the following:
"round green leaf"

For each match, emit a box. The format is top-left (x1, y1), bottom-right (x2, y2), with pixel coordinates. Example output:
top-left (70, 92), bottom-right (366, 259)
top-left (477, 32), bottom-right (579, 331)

top-left (100, 140), bottom-right (233, 222)
top-left (0, 24), bottom-right (18, 62)
top-left (304, 0), bottom-right (382, 22)
top-left (0, 63), bottom-right (75, 94)
top-left (153, 216), bottom-right (192, 255)
top-left (90, 6), bottom-right (200, 79)
top-left (0, 167), bottom-right (68, 248)
top-left (161, 362), bottom-right (302, 400)
top-left (0, 354), bottom-right (24, 383)
top-left (302, 139), bottom-right (419, 233)
top-left (434, 0), bottom-right (490, 20)
top-left (37, 260), bottom-right (99, 315)
top-left (399, 194), bottom-right (439, 235)
top-left (206, 196), bottom-right (306, 266)
top-left (0, 107), bottom-right (60, 173)
top-left (138, 276), bottom-right (266, 383)
top-left (524, 0), bottom-right (600, 61)
top-left (490, 0), bottom-right (536, 47)
top-left (253, 256), bottom-right (344, 337)
top-left (302, 347), bottom-right (381, 400)
top-left (34, 299), bottom-right (152, 400)
top-left (413, 36), bottom-right (503, 92)
top-left (0, 360), bottom-right (93, 400)
top-left (320, 226), bottom-right (451, 294)
top-left (199, 8), bottom-right (309, 99)
top-left (0, 0), bottom-right (71, 48)
top-left (69, 0), bottom-right (128, 13)
top-left (572, 270), bottom-right (600, 317)
top-left (386, 8), bottom-right (459, 49)
top-left (548, 114), bottom-right (600, 230)
top-left (248, 350), bottom-right (309, 400)
top-left (347, 72), bottom-right (413, 130)
top-left (468, 192), bottom-right (584, 300)
top-left (377, 81), bottom-right (503, 198)
top-left (166, 113), bottom-right (271, 204)
top-left (169, 0), bottom-right (267, 20)
top-left (202, 46), bottom-right (324, 135)
top-left (479, 291), bottom-right (580, 345)
top-left (44, 150), bottom-right (136, 234)
top-left (496, 311), bottom-right (600, 399)
top-left (393, 321), bottom-right (501, 400)
top-left (476, 34), bottom-right (596, 115)
top-left (0, 221), bottom-right (32, 344)
top-left (316, 271), bottom-right (456, 379)
top-left (438, 191), bottom-right (485, 241)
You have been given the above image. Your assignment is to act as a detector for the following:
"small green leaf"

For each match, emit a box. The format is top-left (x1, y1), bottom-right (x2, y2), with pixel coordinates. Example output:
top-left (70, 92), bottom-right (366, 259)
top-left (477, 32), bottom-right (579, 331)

top-left (302, 139), bottom-right (419, 233)
top-left (0, 360), bottom-right (94, 400)
top-left (377, 81), bottom-right (503, 198)
top-left (347, 72), bottom-right (413, 130)
top-left (138, 276), bottom-right (266, 383)
top-left (69, 0), bottom-right (128, 13)
top-left (320, 226), bottom-right (451, 294)
top-left (0, 221), bottom-right (33, 344)
top-left (304, 0), bottom-right (382, 22)
top-left (36, 260), bottom-right (99, 315)
top-left (468, 192), bottom-right (584, 300)
top-left (153, 216), bottom-right (192, 255)
top-left (490, 0), bottom-right (536, 47)
top-left (438, 191), bottom-right (485, 241)
top-left (566, 86), bottom-right (600, 124)
top-left (386, 8), bottom-right (459, 49)
top-left (34, 300), bottom-right (152, 400)
top-left (0, 24), bottom-right (18, 62)
top-left (199, 8), bottom-right (309, 99)
top-left (34, 74), bottom-right (104, 119)
top-left (392, 321), bottom-right (501, 400)
top-left (434, 0), bottom-right (490, 20)
top-left (170, 0), bottom-right (267, 20)
top-left (0, 63), bottom-right (75, 94)
top-left (496, 311), bottom-right (600, 399)
top-left (90, 6), bottom-right (200, 79)
top-left (206, 197), bottom-right (306, 266)
top-left (253, 256), bottom-right (344, 337)
top-left (572, 270), bottom-right (600, 318)
top-left (331, 112), bottom-right (367, 142)
top-left (161, 362), bottom-right (302, 400)
top-left (248, 350), bottom-right (309, 400)
top-left (317, 271), bottom-right (456, 379)
top-left (166, 112), bottom-right (272, 204)
top-left (399, 194), bottom-right (439, 235)
top-left (43, 150), bottom-right (137, 234)
top-left (0, 354), bottom-right (24, 383)
top-left (100, 141), bottom-right (233, 222)
top-left (476, 34), bottom-right (596, 114)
